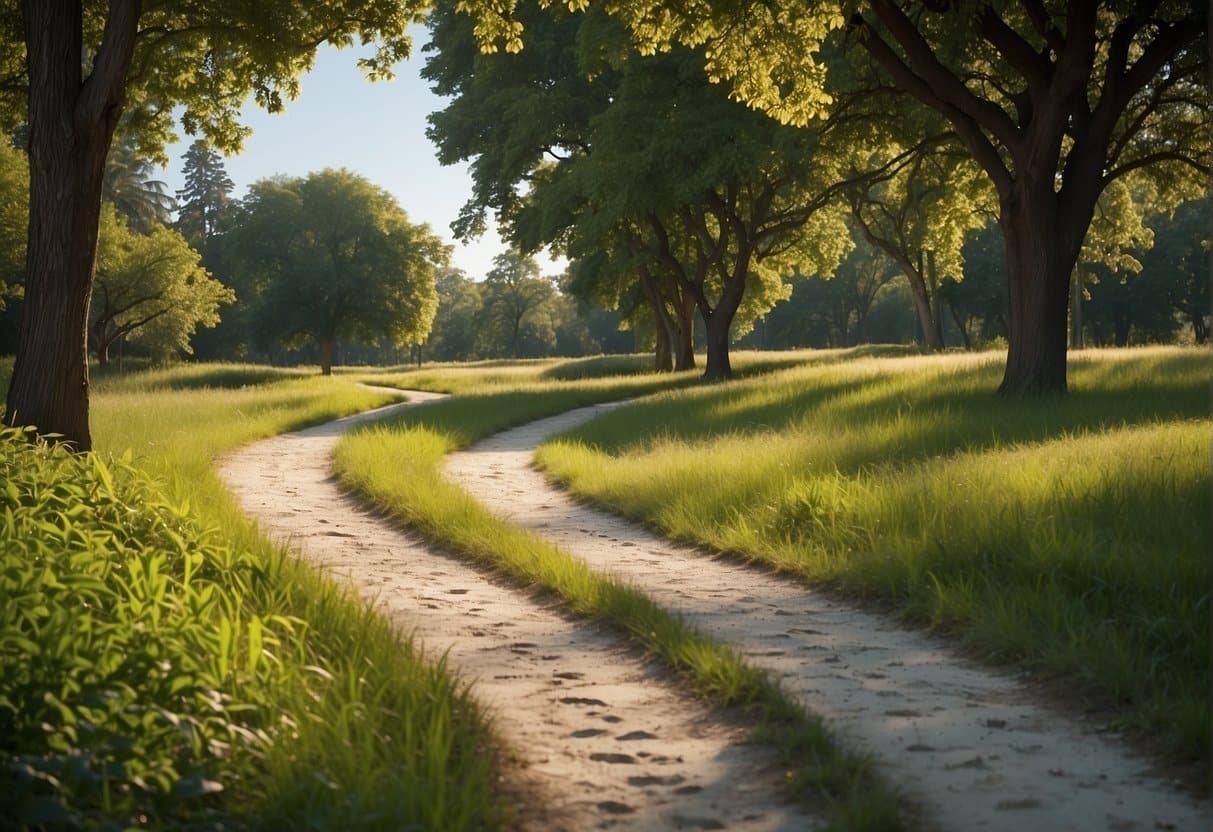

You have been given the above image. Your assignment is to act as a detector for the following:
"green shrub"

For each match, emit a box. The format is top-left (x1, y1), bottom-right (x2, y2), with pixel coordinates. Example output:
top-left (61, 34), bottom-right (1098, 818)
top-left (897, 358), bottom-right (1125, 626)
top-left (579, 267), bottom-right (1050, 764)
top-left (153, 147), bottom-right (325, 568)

top-left (1, 426), bottom-right (293, 829)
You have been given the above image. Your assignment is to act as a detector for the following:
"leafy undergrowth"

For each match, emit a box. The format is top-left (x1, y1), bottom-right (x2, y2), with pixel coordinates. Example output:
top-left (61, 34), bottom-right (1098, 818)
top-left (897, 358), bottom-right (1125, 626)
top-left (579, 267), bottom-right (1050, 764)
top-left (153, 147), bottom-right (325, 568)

top-left (536, 346), bottom-right (1212, 765)
top-left (333, 378), bottom-right (905, 832)
top-left (3, 368), bottom-right (501, 831)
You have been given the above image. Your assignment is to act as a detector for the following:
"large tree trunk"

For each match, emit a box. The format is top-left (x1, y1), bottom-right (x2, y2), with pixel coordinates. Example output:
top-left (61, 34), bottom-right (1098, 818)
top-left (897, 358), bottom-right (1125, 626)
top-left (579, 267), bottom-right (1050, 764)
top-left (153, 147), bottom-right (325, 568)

top-left (3, 2), bottom-right (139, 450)
top-left (998, 200), bottom-right (1076, 395)
top-left (703, 312), bottom-right (732, 381)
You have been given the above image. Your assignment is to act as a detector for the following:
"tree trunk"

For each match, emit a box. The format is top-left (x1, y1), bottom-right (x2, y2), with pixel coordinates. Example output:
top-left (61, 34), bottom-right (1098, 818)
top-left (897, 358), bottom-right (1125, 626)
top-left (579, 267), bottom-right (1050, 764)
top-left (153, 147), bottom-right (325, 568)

top-left (3, 1), bottom-right (140, 450)
top-left (637, 267), bottom-right (674, 372)
top-left (998, 204), bottom-right (1074, 394)
top-left (1113, 313), bottom-right (1131, 347)
top-left (674, 289), bottom-right (696, 371)
top-left (703, 313), bottom-right (732, 380)
top-left (898, 259), bottom-right (942, 351)
top-left (948, 299), bottom-right (972, 351)
top-left (1069, 270), bottom-right (1084, 349)
top-left (319, 337), bottom-right (335, 376)
top-left (653, 320), bottom-right (673, 372)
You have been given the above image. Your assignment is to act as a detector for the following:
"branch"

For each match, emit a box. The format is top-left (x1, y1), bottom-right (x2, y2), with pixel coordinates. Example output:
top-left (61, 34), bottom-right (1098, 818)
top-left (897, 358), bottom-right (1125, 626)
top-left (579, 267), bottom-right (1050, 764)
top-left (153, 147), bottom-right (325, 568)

top-left (867, 0), bottom-right (1020, 149)
top-left (855, 21), bottom-right (1013, 193)
top-left (76, 0), bottom-right (141, 129)
top-left (978, 7), bottom-right (1049, 93)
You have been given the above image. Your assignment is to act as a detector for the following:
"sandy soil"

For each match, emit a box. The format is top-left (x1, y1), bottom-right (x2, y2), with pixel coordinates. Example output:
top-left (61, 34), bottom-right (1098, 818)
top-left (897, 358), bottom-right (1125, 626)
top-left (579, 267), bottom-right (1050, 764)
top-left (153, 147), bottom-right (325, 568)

top-left (443, 399), bottom-right (1212, 832)
top-left (218, 392), bottom-right (821, 831)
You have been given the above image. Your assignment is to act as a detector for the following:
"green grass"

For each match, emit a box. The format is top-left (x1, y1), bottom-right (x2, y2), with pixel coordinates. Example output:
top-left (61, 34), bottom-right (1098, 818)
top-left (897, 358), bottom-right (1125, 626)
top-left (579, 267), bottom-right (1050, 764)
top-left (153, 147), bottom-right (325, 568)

top-left (3, 363), bottom-right (502, 830)
top-left (535, 346), bottom-right (1211, 764)
top-left (332, 374), bottom-right (905, 831)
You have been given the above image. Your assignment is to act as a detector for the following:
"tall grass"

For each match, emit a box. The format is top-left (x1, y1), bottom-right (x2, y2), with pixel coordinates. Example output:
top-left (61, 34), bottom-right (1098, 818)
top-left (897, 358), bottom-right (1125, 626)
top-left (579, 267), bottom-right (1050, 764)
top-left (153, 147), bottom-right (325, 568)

top-left (333, 376), bottom-right (905, 831)
top-left (537, 347), bottom-right (1211, 763)
top-left (3, 364), bottom-right (501, 830)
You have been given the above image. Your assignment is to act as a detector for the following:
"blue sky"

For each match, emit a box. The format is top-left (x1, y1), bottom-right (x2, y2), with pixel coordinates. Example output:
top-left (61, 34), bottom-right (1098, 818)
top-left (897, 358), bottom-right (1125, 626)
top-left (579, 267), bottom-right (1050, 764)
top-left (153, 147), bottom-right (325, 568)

top-left (157, 26), bottom-right (560, 280)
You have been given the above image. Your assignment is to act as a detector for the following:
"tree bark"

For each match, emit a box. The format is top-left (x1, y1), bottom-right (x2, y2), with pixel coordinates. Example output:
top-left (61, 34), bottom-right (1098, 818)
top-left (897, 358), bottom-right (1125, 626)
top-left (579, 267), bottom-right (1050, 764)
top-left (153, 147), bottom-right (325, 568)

top-left (997, 199), bottom-right (1076, 394)
top-left (4, 1), bottom-right (140, 449)
top-left (319, 337), bottom-right (335, 376)
top-left (674, 288), bottom-right (696, 371)
top-left (703, 312), bottom-right (732, 381)
top-left (637, 266), bottom-right (674, 372)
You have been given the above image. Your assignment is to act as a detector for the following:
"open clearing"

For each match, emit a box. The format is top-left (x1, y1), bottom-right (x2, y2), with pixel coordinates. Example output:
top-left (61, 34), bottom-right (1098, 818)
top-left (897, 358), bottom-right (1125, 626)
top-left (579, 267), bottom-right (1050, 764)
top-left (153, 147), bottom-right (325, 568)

top-left (219, 392), bottom-right (820, 831)
top-left (219, 386), bottom-right (1209, 831)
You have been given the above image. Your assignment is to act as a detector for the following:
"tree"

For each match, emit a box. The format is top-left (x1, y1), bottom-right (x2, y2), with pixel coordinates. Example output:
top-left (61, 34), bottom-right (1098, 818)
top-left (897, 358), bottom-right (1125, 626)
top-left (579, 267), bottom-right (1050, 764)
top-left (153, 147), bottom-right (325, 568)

top-left (461, 1), bottom-right (1209, 393)
top-left (103, 133), bottom-right (175, 233)
top-left (424, 267), bottom-right (484, 361)
top-left (477, 251), bottom-right (558, 358)
top-left (175, 140), bottom-right (236, 249)
top-left (1145, 195), bottom-right (1210, 344)
top-left (427, 4), bottom-right (862, 380)
top-left (227, 169), bottom-right (443, 376)
top-left (1, 2), bottom-right (421, 448)
top-left (845, 142), bottom-right (994, 350)
top-left (90, 205), bottom-right (233, 366)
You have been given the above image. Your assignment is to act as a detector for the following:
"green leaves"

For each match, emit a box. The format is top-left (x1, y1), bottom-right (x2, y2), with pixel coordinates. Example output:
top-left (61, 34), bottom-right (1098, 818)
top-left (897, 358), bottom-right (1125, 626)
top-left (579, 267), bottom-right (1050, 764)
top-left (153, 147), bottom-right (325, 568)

top-left (0, 426), bottom-right (292, 828)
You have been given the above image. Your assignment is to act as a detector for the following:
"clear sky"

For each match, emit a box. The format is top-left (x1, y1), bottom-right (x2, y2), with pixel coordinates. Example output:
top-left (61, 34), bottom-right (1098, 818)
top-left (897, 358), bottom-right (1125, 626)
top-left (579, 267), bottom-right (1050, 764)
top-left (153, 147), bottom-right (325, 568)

top-left (157, 25), bottom-right (561, 281)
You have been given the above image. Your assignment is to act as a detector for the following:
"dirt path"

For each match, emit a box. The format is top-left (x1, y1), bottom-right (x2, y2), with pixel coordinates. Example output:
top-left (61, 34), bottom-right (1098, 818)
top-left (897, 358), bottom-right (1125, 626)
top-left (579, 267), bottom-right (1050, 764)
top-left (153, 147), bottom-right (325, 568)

top-left (218, 393), bottom-right (821, 831)
top-left (444, 399), bottom-right (1211, 832)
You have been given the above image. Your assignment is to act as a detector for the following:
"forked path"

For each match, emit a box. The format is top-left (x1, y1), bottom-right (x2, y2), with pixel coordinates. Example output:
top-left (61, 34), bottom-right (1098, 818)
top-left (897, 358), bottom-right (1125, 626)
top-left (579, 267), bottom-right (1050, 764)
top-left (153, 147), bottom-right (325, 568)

top-left (218, 392), bottom-right (820, 831)
top-left (444, 400), bottom-right (1211, 832)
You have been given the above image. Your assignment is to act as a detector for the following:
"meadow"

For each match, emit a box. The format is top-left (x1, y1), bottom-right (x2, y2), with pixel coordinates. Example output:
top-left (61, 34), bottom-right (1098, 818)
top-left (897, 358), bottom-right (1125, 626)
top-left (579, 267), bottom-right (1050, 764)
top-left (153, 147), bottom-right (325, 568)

top-left (3, 345), bottom-right (1206, 829)
top-left (534, 347), bottom-right (1211, 763)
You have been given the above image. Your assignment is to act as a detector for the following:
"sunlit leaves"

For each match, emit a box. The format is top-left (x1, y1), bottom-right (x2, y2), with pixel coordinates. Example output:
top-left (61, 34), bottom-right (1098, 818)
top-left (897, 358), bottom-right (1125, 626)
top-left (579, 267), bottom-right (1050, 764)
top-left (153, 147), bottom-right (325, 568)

top-left (0, 427), bottom-right (294, 827)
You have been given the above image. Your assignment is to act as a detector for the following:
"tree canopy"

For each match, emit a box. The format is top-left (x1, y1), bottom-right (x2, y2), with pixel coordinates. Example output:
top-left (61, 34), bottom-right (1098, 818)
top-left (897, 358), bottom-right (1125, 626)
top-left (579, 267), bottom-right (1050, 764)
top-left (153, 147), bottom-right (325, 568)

top-left (91, 205), bottom-right (234, 366)
top-left (454, 0), bottom-right (1209, 393)
top-left (225, 168), bottom-right (444, 375)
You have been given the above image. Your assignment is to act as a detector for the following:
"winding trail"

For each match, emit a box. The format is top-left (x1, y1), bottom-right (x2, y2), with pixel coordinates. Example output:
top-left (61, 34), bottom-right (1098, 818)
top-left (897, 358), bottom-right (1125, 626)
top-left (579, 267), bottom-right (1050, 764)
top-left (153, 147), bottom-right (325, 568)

top-left (218, 392), bottom-right (819, 831)
top-left (444, 399), bottom-right (1211, 832)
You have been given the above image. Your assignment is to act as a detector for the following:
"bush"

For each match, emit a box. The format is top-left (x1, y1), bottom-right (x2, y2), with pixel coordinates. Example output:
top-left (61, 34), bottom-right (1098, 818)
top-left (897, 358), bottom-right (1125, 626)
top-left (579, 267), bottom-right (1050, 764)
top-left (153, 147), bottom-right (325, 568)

top-left (0, 426), bottom-right (295, 829)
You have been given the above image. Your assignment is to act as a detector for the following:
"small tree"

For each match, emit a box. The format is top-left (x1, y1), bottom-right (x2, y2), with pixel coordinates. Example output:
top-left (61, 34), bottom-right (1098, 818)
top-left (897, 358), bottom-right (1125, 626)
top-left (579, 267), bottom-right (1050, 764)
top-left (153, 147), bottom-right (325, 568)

top-left (90, 206), bottom-right (234, 366)
top-left (228, 169), bottom-right (443, 375)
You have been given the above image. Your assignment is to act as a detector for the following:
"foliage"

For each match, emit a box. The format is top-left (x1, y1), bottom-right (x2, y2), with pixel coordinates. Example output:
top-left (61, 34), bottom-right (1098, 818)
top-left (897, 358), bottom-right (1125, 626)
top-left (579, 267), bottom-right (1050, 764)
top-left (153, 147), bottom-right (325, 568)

top-left (0, 425), bottom-right (292, 828)
top-left (91, 206), bottom-right (234, 364)
top-left (477, 250), bottom-right (559, 358)
top-left (0, 140), bottom-right (24, 309)
top-left (538, 347), bottom-right (1211, 761)
top-left (425, 2), bottom-right (858, 378)
top-left (454, 0), bottom-right (1209, 392)
top-left (226, 169), bottom-right (444, 374)
top-left (0, 3), bottom-right (425, 162)
top-left (103, 133), bottom-right (176, 233)
top-left (0, 368), bottom-right (503, 829)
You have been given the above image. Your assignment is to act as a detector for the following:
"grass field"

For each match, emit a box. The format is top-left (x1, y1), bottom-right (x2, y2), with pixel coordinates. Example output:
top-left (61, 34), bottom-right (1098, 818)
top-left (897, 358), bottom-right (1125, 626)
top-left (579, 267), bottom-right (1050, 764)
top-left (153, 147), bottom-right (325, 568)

top-left (535, 347), bottom-right (1211, 763)
top-left (2, 363), bottom-right (502, 830)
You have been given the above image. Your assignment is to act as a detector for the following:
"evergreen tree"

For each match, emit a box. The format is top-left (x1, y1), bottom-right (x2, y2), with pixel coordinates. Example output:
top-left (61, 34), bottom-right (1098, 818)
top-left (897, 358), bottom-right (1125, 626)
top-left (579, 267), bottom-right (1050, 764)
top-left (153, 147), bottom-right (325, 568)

top-left (175, 140), bottom-right (235, 248)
